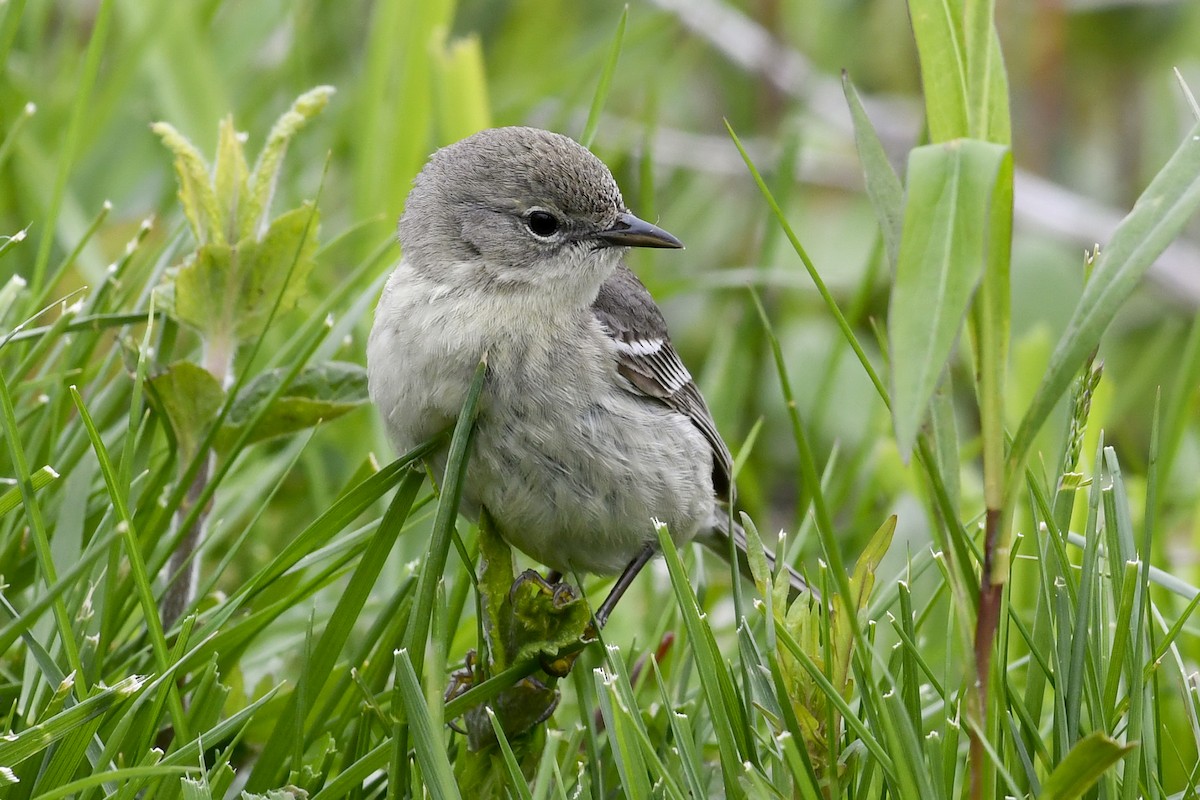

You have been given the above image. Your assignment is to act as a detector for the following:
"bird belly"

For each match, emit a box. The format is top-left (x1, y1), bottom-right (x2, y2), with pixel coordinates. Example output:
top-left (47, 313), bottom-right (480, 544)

top-left (467, 366), bottom-right (715, 575)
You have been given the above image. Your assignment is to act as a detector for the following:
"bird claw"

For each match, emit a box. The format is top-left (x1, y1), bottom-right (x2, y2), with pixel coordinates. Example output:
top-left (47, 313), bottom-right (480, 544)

top-left (509, 568), bottom-right (578, 608)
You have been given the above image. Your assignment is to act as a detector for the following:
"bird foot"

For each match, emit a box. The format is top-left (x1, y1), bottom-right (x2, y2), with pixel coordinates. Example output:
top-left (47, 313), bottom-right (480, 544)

top-left (509, 568), bottom-right (578, 608)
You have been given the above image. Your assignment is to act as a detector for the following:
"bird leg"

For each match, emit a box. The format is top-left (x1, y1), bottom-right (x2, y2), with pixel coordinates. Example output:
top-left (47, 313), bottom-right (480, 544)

top-left (594, 545), bottom-right (656, 628)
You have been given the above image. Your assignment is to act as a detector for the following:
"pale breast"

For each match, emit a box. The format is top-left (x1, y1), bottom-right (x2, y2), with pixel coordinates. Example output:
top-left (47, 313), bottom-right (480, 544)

top-left (368, 263), bottom-right (716, 575)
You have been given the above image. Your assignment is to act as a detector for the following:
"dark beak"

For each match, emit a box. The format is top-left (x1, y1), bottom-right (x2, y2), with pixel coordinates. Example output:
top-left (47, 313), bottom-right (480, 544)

top-left (592, 212), bottom-right (684, 249)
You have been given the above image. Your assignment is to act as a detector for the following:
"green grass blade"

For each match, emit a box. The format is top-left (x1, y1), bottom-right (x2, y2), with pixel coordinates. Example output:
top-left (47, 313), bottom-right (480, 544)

top-left (655, 522), bottom-right (748, 798)
top-left (404, 354), bottom-right (486, 677)
top-left (727, 121), bottom-right (889, 408)
top-left (245, 469), bottom-right (424, 790)
top-left (486, 707), bottom-right (535, 800)
top-left (68, 385), bottom-right (189, 738)
top-left (394, 649), bottom-right (461, 799)
top-left (0, 676), bottom-right (143, 768)
top-left (1010, 122), bottom-right (1200, 480)
top-left (30, 766), bottom-right (195, 800)
top-left (0, 464), bottom-right (58, 517)
top-left (579, 5), bottom-right (627, 148)
top-left (842, 73), bottom-right (903, 270)
top-left (29, 0), bottom-right (113, 296)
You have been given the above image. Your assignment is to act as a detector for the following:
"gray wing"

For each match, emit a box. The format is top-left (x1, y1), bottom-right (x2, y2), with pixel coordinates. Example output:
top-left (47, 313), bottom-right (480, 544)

top-left (591, 265), bottom-right (734, 501)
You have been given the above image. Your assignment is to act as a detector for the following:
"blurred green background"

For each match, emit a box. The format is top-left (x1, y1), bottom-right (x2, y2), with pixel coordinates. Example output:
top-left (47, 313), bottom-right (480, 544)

top-left (3, 0), bottom-right (1200, 649)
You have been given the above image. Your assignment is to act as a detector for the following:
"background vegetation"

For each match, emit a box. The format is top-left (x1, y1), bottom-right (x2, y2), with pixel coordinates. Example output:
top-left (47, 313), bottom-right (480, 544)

top-left (3, 0), bottom-right (1200, 797)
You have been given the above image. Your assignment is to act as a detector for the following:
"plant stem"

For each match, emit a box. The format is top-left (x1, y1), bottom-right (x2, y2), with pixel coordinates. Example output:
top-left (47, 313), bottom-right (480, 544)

top-left (970, 506), bottom-right (1003, 800)
top-left (161, 333), bottom-right (234, 627)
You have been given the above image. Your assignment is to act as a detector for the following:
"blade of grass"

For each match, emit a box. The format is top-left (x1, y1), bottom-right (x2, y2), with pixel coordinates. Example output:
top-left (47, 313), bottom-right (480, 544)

top-left (394, 649), bottom-right (461, 799)
top-left (727, 121), bottom-right (888, 408)
top-left (1010, 121), bottom-right (1200, 484)
top-left (579, 5), bottom-right (627, 148)
top-left (245, 469), bottom-right (424, 790)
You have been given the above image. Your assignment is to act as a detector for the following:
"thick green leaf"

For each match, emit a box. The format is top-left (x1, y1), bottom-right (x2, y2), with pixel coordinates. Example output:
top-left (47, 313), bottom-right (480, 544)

top-left (1011, 121), bottom-right (1200, 479)
top-left (146, 361), bottom-right (226, 461)
top-left (220, 361), bottom-right (368, 449)
top-left (907, 0), bottom-right (968, 142)
top-left (889, 139), bottom-right (1008, 456)
top-left (432, 33), bottom-right (491, 144)
top-left (173, 204), bottom-right (318, 342)
top-left (1040, 732), bottom-right (1135, 800)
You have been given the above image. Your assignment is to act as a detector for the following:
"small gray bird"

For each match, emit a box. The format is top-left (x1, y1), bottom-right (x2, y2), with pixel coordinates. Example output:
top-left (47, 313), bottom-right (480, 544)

top-left (368, 126), bottom-right (805, 622)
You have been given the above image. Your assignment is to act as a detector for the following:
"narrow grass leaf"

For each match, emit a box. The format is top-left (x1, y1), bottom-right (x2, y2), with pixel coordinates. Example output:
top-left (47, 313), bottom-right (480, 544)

top-left (485, 708), bottom-right (535, 800)
top-left (728, 122), bottom-right (889, 407)
top-left (650, 662), bottom-right (707, 799)
top-left (246, 470), bottom-right (423, 790)
top-left (30, 766), bottom-right (196, 800)
top-left (69, 385), bottom-right (189, 737)
top-left (394, 650), bottom-right (461, 799)
top-left (0, 370), bottom-right (83, 682)
top-left (404, 355), bottom-right (486, 676)
top-left (580, 6), bottom-right (627, 148)
top-left (602, 646), bottom-right (688, 800)
top-left (842, 73), bottom-right (903, 269)
top-left (594, 668), bottom-right (652, 800)
top-left (654, 523), bottom-right (746, 798)
top-left (30, 0), bottom-right (113, 293)
top-left (1011, 122), bottom-right (1200, 478)
top-left (0, 676), bottom-right (143, 768)
top-left (0, 465), bottom-right (58, 517)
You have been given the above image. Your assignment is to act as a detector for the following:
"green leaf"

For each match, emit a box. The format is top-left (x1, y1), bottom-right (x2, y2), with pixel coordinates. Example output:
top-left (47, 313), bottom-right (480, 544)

top-left (1011, 122), bottom-right (1200, 478)
top-left (888, 138), bottom-right (1008, 456)
top-left (507, 575), bottom-right (590, 665)
top-left (963, 2), bottom-right (1012, 145)
top-left (0, 274), bottom-right (26, 322)
top-left (580, 5), bottom-right (627, 148)
top-left (220, 361), bottom-right (368, 449)
top-left (213, 115), bottom-right (250, 245)
top-left (0, 464), bottom-right (58, 518)
top-left (404, 355), bottom-right (487, 678)
top-left (146, 361), bottom-right (226, 462)
top-left (394, 650), bottom-right (461, 800)
top-left (432, 33), bottom-right (491, 144)
top-left (173, 204), bottom-right (319, 342)
top-left (655, 523), bottom-right (749, 797)
top-left (842, 73), bottom-right (903, 270)
top-left (0, 676), bottom-right (145, 768)
top-left (152, 121), bottom-right (223, 246)
top-left (1039, 732), bottom-right (1135, 800)
top-left (907, 0), bottom-right (968, 142)
top-left (243, 86), bottom-right (334, 240)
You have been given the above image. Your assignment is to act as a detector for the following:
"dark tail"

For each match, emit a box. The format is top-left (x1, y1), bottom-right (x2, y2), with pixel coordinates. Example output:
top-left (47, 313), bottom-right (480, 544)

top-left (699, 512), bottom-right (818, 602)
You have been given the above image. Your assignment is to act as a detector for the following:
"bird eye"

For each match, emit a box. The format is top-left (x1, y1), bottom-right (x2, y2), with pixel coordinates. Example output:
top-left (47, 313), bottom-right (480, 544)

top-left (525, 210), bottom-right (560, 238)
